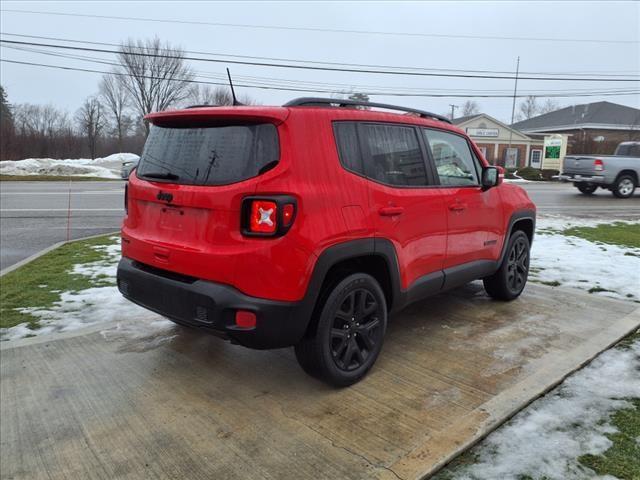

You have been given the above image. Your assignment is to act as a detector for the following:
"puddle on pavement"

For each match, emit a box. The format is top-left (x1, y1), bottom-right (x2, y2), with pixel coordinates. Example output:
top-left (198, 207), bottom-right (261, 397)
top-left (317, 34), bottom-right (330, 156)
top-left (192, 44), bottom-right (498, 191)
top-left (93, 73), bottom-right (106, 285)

top-left (100, 315), bottom-right (179, 353)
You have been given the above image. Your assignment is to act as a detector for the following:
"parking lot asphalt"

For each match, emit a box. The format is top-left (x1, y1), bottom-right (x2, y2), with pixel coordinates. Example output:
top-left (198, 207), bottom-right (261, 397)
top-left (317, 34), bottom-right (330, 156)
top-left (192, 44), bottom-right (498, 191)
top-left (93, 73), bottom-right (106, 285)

top-left (1, 284), bottom-right (638, 480)
top-left (0, 180), bottom-right (638, 270)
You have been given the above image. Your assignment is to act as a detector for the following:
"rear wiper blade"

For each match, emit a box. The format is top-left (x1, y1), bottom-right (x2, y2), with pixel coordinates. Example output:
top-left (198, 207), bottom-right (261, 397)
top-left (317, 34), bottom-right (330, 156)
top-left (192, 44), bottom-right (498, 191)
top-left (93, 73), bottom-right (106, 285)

top-left (142, 172), bottom-right (179, 180)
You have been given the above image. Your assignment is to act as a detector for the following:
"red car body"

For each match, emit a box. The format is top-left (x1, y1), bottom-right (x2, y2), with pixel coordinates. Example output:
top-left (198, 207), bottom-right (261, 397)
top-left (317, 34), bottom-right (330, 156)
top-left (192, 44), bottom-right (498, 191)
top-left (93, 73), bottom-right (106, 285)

top-left (118, 101), bottom-right (535, 352)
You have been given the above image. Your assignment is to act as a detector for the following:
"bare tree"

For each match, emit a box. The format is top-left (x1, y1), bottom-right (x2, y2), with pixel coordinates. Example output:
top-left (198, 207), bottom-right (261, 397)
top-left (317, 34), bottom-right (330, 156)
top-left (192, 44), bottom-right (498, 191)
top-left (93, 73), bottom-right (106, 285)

top-left (185, 84), bottom-right (231, 105)
top-left (461, 100), bottom-right (480, 116)
top-left (517, 96), bottom-right (539, 121)
top-left (115, 37), bottom-right (194, 134)
top-left (99, 74), bottom-right (130, 152)
top-left (184, 84), bottom-right (256, 106)
top-left (539, 98), bottom-right (560, 115)
top-left (76, 97), bottom-right (107, 160)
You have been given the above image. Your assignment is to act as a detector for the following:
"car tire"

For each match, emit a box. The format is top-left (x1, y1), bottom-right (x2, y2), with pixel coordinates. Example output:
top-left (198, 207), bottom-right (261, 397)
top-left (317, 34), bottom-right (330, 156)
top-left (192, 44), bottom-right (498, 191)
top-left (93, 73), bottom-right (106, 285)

top-left (576, 183), bottom-right (597, 195)
top-left (294, 273), bottom-right (387, 387)
top-left (612, 174), bottom-right (636, 198)
top-left (483, 230), bottom-right (530, 301)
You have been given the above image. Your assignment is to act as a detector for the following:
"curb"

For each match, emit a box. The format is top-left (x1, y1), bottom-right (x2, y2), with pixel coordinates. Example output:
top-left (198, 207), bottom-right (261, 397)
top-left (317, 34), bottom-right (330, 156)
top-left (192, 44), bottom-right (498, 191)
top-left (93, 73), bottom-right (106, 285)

top-left (0, 231), bottom-right (119, 277)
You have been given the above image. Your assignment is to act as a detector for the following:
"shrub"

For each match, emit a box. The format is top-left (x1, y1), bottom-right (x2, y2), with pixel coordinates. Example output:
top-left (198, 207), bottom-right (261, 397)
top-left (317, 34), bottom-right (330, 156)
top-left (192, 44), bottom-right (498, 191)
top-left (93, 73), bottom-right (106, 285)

top-left (515, 167), bottom-right (543, 181)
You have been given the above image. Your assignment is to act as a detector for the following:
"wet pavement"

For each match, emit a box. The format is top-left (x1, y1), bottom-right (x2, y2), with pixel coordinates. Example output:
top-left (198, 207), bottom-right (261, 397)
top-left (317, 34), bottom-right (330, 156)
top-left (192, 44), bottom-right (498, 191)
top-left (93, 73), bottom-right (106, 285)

top-left (2, 283), bottom-right (638, 480)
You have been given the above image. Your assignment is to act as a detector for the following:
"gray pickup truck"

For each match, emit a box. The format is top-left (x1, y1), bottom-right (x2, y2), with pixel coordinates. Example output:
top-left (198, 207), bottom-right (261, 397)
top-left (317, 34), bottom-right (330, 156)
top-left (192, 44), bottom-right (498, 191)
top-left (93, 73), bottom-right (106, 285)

top-left (559, 141), bottom-right (640, 198)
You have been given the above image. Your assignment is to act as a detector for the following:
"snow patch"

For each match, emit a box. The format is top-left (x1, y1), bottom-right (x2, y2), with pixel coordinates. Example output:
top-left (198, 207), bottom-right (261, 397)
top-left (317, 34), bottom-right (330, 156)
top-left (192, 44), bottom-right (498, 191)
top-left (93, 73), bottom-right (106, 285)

top-left (0, 153), bottom-right (138, 178)
top-left (531, 217), bottom-right (640, 301)
top-left (442, 338), bottom-right (640, 480)
top-left (0, 237), bottom-right (150, 341)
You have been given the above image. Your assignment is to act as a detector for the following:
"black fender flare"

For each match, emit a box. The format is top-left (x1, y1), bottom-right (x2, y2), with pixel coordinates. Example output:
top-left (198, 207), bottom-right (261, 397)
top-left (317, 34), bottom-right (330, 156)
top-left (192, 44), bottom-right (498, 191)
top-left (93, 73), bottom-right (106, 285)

top-left (498, 210), bottom-right (536, 265)
top-left (297, 238), bottom-right (403, 323)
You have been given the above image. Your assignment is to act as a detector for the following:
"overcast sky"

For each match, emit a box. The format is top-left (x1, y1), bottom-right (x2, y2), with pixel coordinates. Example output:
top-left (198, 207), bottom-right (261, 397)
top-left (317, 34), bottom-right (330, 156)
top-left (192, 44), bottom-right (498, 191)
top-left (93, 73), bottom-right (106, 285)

top-left (1, 0), bottom-right (638, 123)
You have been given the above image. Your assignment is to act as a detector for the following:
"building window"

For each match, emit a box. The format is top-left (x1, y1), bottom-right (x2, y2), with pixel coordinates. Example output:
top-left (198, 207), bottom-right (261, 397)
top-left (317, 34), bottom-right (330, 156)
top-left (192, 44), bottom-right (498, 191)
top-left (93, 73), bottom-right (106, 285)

top-left (504, 148), bottom-right (519, 168)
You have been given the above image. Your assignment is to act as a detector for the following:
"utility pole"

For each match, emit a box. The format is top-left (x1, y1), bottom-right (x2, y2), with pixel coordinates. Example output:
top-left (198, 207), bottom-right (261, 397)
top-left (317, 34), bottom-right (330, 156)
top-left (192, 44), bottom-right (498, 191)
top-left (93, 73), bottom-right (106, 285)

top-left (449, 104), bottom-right (458, 120)
top-left (508, 56), bottom-right (520, 151)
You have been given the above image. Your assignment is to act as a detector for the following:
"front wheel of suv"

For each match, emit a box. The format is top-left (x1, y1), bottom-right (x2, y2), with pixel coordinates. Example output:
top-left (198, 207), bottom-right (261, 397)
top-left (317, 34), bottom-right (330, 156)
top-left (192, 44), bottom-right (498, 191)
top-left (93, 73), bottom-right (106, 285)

top-left (483, 230), bottom-right (531, 301)
top-left (294, 273), bottom-right (387, 387)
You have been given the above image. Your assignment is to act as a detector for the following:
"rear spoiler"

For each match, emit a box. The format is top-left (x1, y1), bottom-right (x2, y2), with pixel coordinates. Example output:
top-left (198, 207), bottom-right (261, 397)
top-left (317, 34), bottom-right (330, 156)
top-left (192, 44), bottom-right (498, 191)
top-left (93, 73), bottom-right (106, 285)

top-left (145, 107), bottom-right (290, 126)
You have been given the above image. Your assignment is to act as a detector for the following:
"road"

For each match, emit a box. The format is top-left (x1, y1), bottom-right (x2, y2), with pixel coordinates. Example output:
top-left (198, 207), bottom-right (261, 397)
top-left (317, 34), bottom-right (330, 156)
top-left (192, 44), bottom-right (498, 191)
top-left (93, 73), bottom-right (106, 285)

top-left (0, 181), bottom-right (125, 270)
top-left (0, 180), bottom-right (638, 270)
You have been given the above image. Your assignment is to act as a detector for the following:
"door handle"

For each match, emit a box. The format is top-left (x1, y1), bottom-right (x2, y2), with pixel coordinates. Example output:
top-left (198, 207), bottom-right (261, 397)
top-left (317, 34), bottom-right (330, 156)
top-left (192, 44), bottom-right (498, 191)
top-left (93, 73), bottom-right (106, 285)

top-left (379, 206), bottom-right (405, 217)
top-left (448, 203), bottom-right (467, 212)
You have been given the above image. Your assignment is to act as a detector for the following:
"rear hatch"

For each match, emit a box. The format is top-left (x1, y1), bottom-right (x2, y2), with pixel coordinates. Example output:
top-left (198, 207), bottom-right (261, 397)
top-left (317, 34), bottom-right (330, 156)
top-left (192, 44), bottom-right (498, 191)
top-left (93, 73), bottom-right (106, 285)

top-left (123, 108), bottom-right (286, 276)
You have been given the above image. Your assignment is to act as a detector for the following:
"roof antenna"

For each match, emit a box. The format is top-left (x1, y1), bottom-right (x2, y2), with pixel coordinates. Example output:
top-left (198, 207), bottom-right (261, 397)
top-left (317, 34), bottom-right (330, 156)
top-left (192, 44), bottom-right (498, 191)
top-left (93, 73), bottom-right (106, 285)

top-left (226, 68), bottom-right (243, 106)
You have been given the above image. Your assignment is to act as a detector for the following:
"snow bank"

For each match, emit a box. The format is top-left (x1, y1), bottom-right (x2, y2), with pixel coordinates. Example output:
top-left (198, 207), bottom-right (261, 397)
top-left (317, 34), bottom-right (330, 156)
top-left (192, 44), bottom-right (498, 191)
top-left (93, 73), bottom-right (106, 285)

top-left (441, 338), bottom-right (640, 480)
top-left (531, 217), bottom-right (640, 301)
top-left (0, 153), bottom-right (139, 178)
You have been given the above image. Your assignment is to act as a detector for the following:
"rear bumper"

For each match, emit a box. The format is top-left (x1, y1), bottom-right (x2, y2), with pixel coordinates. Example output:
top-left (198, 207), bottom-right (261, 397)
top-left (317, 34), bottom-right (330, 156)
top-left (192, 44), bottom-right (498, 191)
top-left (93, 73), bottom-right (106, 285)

top-left (117, 257), bottom-right (308, 349)
top-left (558, 174), bottom-right (606, 184)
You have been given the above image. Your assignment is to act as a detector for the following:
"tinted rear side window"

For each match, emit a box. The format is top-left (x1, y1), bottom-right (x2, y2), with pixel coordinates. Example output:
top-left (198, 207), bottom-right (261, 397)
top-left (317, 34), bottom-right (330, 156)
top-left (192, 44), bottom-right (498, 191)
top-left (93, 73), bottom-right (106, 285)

top-left (137, 123), bottom-right (279, 185)
top-left (333, 122), bottom-right (364, 174)
top-left (360, 124), bottom-right (428, 186)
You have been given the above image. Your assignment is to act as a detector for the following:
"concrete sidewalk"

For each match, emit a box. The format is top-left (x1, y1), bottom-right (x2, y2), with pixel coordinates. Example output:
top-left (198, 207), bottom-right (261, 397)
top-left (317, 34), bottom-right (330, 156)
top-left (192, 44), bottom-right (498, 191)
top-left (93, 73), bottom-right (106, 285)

top-left (1, 283), bottom-right (638, 480)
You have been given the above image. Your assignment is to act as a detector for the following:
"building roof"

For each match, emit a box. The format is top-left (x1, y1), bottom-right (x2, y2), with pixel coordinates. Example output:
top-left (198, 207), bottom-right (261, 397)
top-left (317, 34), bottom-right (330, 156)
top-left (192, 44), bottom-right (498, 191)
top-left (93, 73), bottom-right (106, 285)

top-left (511, 101), bottom-right (640, 133)
top-left (452, 113), bottom-right (533, 142)
top-left (452, 114), bottom-right (482, 125)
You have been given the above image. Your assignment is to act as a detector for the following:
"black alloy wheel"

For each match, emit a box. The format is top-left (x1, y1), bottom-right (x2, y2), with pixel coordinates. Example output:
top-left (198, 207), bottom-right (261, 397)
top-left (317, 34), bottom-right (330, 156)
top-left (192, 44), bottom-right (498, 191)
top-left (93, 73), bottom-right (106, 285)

top-left (294, 273), bottom-right (387, 387)
top-left (483, 230), bottom-right (531, 301)
top-left (506, 235), bottom-right (529, 295)
top-left (330, 288), bottom-right (383, 372)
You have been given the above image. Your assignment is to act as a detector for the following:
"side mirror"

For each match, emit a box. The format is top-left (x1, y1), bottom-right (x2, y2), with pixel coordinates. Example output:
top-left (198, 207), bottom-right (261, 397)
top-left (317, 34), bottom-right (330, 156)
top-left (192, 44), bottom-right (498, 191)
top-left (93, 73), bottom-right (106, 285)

top-left (482, 167), bottom-right (500, 190)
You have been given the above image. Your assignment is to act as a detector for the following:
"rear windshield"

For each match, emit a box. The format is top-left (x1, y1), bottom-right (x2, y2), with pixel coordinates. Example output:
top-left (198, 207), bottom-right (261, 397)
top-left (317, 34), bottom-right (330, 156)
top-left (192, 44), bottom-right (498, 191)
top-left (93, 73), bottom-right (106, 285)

top-left (137, 123), bottom-right (279, 185)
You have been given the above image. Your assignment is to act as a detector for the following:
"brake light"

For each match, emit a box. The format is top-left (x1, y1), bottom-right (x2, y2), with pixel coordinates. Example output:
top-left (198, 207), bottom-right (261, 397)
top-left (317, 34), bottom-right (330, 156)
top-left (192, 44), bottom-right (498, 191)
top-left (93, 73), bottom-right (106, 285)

top-left (242, 196), bottom-right (297, 237)
top-left (235, 310), bottom-right (256, 329)
top-left (594, 159), bottom-right (604, 171)
top-left (250, 200), bottom-right (278, 234)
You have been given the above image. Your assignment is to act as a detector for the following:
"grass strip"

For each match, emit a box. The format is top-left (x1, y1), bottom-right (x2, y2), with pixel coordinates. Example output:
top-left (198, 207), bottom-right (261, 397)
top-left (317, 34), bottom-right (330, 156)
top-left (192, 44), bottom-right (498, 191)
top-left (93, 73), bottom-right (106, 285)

top-left (563, 222), bottom-right (640, 249)
top-left (0, 235), bottom-right (117, 331)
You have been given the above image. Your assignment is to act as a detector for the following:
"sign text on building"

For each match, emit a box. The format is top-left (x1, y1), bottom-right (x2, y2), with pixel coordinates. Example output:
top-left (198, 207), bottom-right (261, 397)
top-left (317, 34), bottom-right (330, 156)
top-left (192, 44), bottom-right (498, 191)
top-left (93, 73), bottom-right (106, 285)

top-left (466, 127), bottom-right (499, 138)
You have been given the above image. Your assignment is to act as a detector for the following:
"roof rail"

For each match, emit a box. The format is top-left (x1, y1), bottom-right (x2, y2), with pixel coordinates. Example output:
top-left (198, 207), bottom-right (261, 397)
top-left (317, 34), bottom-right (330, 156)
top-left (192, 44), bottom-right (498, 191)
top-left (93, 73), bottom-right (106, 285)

top-left (284, 97), bottom-right (452, 124)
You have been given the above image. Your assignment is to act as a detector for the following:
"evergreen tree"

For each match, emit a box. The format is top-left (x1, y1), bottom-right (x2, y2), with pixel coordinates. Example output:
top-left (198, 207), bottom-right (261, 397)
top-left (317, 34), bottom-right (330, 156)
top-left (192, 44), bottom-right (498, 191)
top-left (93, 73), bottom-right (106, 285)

top-left (0, 85), bottom-right (13, 128)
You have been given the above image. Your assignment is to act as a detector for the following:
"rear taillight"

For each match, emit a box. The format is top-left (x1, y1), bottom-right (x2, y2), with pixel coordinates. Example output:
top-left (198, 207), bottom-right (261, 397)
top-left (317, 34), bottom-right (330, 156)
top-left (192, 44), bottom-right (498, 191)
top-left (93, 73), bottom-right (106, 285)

top-left (594, 159), bottom-right (604, 171)
top-left (124, 183), bottom-right (128, 214)
top-left (242, 196), bottom-right (297, 237)
top-left (250, 200), bottom-right (278, 234)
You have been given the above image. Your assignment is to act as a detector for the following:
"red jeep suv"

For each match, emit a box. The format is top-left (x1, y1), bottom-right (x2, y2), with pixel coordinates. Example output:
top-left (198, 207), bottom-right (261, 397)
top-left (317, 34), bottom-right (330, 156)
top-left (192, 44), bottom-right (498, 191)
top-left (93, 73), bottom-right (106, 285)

top-left (117, 98), bottom-right (536, 386)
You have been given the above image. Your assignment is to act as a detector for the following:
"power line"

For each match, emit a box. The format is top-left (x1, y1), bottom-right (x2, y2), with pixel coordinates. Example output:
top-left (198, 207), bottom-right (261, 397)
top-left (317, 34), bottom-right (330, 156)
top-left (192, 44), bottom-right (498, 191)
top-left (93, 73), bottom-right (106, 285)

top-left (4, 43), bottom-right (636, 96)
top-left (2, 32), bottom-right (639, 78)
top-left (2, 39), bottom-right (639, 83)
top-left (3, 58), bottom-right (639, 99)
top-left (2, 8), bottom-right (637, 45)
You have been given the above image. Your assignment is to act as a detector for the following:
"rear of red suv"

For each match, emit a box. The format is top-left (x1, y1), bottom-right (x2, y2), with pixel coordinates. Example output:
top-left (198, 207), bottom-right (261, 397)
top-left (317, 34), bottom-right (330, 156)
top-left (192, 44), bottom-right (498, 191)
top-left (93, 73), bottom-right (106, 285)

top-left (118, 106), bottom-right (323, 349)
top-left (118, 99), bottom-right (535, 386)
